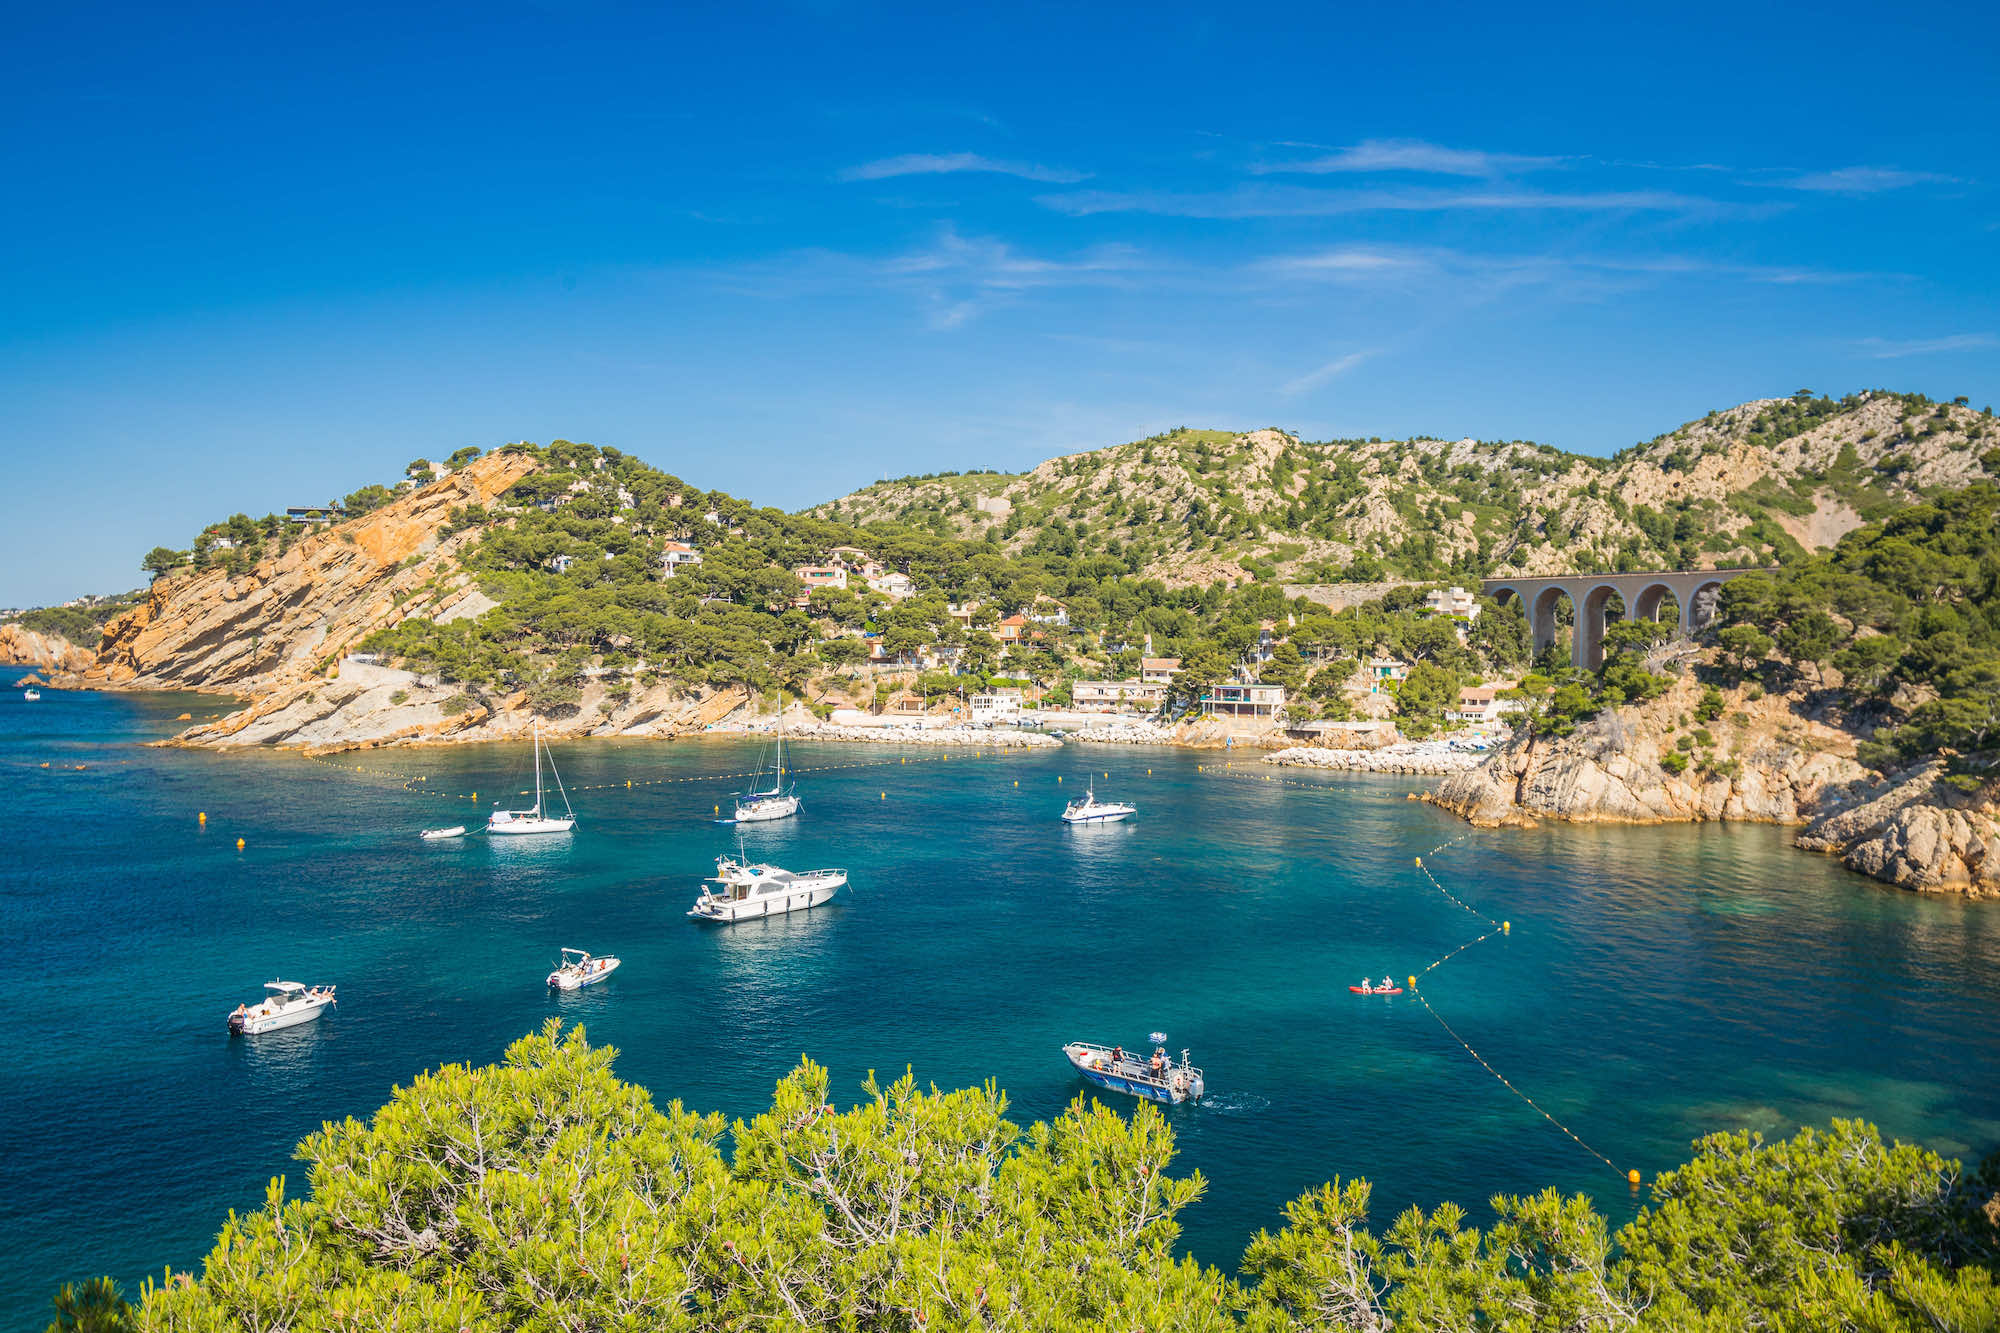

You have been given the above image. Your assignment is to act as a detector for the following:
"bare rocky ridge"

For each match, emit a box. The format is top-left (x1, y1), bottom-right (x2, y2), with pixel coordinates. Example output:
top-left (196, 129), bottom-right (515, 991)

top-left (811, 394), bottom-right (1996, 587)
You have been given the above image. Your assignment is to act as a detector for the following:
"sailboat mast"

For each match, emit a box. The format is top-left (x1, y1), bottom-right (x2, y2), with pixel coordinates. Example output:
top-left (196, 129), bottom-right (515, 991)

top-left (534, 722), bottom-right (544, 814)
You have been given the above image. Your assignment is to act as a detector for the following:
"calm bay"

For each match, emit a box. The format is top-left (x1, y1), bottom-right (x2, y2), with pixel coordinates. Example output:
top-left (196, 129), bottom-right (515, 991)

top-left (3, 688), bottom-right (1997, 1324)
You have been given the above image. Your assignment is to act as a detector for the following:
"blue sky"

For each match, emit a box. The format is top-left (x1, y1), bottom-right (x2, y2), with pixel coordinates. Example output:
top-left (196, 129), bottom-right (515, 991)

top-left (4, 1), bottom-right (1998, 605)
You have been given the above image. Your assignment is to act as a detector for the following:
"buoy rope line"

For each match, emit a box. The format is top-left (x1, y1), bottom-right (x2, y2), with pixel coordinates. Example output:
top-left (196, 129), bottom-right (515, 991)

top-left (297, 745), bottom-right (1044, 803)
top-left (1412, 844), bottom-right (1636, 1186)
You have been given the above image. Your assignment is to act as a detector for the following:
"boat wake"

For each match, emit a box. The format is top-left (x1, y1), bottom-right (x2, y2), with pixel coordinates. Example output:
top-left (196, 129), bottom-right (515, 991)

top-left (1194, 1092), bottom-right (1271, 1116)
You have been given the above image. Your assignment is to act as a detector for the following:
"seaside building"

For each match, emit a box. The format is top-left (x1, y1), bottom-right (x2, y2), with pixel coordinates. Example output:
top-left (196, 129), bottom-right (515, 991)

top-left (1201, 682), bottom-right (1285, 719)
top-left (1141, 657), bottom-right (1180, 684)
top-left (946, 600), bottom-right (982, 627)
top-left (1072, 678), bottom-right (1167, 712)
top-left (995, 615), bottom-right (1028, 653)
top-left (659, 542), bottom-right (702, 578)
top-left (1446, 686), bottom-right (1521, 727)
top-left (1366, 657), bottom-right (1409, 695)
top-left (548, 554), bottom-right (575, 573)
top-left (968, 688), bottom-right (1023, 724)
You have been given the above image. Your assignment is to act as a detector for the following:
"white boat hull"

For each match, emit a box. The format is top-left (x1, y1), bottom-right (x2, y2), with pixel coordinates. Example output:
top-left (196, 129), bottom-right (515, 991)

top-left (230, 993), bottom-right (334, 1035)
top-left (421, 826), bottom-right (467, 841)
top-left (488, 816), bottom-right (576, 835)
top-left (734, 795), bottom-right (799, 823)
top-left (1062, 808), bottom-right (1134, 824)
top-left (689, 871), bottom-right (844, 922)
top-left (548, 956), bottom-right (621, 990)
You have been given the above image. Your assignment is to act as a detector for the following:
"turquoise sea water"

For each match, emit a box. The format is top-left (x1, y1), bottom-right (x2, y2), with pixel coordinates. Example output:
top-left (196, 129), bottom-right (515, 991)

top-left (3, 688), bottom-right (1999, 1323)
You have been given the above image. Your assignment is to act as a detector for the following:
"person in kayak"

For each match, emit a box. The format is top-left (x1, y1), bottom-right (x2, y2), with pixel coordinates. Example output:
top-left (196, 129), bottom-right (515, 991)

top-left (1359, 976), bottom-right (1372, 992)
top-left (1379, 976), bottom-right (1395, 991)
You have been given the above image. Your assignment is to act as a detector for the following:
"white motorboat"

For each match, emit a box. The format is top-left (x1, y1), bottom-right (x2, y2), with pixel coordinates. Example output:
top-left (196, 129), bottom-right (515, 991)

top-left (733, 708), bottom-right (799, 823)
top-left (23, 689), bottom-right (40, 701)
top-left (688, 856), bottom-right (846, 922)
top-left (1061, 786), bottom-right (1136, 824)
top-left (546, 947), bottom-right (621, 990)
top-left (228, 980), bottom-right (336, 1035)
top-left (1062, 1040), bottom-right (1205, 1105)
top-left (420, 825), bottom-right (467, 841)
top-left (488, 722), bottom-right (576, 835)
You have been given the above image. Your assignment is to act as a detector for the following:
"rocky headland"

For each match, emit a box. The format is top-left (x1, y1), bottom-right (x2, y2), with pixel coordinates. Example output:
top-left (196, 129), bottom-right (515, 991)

top-left (1426, 673), bottom-right (1996, 898)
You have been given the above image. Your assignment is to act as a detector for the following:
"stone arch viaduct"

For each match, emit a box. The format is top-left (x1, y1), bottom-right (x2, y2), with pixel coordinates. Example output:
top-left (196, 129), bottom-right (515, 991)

top-left (1481, 568), bottom-right (1771, 670)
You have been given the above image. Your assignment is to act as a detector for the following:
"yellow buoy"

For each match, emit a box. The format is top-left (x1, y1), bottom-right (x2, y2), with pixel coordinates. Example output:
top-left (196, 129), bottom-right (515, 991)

top-left (235, 838), bottom-right (245, 850)
top-left (1058, 775), bottom-right (1063, 783)
top-left (1414, 856), bottom-right (1422, 867)
top-left (1627, 1169), bottom-right (1642, 1186)
top-left (714, 805), bottom-right (720, 814)
top-left (1013, 780), bottom-right (1018, 787)
top-left (1103, 772), bottom-right (1108, 778)
top-left (626, 780), bottom-right (632, 788)
top-left (472, 792), bottom-right (477, 802)
top-left (198, 812), bottom-right (207, 824)
top-left (1502, 921), bottom-right (1511, 933)
top-left (1407, 975), bottom-right (1416, 989)
top-left (880, 792), bottom-right (886, 800)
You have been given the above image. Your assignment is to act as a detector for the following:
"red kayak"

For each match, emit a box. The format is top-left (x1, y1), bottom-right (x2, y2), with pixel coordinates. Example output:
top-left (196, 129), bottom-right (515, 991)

top-left (1349, 986), bottom-right (1404, 995)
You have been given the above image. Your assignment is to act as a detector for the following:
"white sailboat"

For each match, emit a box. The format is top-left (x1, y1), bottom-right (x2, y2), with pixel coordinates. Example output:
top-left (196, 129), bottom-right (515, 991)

top-left (487, 722), bottom-right (577, 835)
top-left (733, 706), bottom-right (799, 823)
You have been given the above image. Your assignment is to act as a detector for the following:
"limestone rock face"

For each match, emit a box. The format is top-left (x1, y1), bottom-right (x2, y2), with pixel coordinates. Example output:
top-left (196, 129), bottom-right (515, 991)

top-left (84, 452), bottom-right (536, 694)
top-left (0, 624), bottom-right (94, 675)
top-left (1797, 762), bottom-right (2000, 897)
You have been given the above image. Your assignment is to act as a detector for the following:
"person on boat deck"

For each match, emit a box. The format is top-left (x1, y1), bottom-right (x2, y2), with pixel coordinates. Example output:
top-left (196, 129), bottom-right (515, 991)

top-left (1149, 1048), bottom-right (1167, 1077)
top-left (1112, 1045), bottom-right (1126, 1064)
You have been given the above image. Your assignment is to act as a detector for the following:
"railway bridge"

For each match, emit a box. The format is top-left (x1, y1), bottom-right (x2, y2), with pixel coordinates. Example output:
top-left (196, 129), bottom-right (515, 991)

top-left (1481, 568), bottom-right (1772, 670)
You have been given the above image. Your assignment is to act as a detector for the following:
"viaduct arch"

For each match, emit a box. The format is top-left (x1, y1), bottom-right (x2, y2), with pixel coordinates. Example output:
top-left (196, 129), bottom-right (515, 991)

top-left (1482, 568), bottom-right (1769, 670)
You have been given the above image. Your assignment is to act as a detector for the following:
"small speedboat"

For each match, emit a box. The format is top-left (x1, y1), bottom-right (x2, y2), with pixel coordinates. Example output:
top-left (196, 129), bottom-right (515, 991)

top-left (420, 825), bottom-right (467, 841)
top-left (546, 948), bottom-right (620, 990)
top-left (1062, 1040), bottom-right (1204, 1105)
top-left (689, 857), bottom-right (846, 922)
top-left (22, 689), bottom-right (40, 701)
top-left (1061, 787), bottom-right (1136, 825)
top-left (228, 980), bottom-right (335, 1035)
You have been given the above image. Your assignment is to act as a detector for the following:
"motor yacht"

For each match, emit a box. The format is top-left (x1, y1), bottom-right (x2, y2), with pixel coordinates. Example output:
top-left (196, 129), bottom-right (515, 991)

top-left (228, 980), bottom-right (336, 1035)
top-left (688, 856), bottom-right (846, 922)
top-left (1061, 786), bottom-right (1136, 824)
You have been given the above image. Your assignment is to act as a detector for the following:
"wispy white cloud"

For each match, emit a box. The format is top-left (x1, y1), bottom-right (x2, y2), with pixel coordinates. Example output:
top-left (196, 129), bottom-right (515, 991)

top-left (1771, 166), bottom-right (1958, 194)
top-left (1853, 333), bottom-right (1998, 359)
top-left (840, 152), bottom-right (1090, 184)
top-left (1251, 138), bottom-right (1563, 177)
top-left (1037, 184), bottom-right (1728, 219)
top-left (1259, 246), bottom-right (1432, 277)
top-left (703, 225), bottom-right (1145, 330)
top-left (1282, 350), bottom-right (1377, 395)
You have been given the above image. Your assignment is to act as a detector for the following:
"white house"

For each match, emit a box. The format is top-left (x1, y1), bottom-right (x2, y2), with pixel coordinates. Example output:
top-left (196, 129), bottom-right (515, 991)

top-left (1424, 586), bottom-right (1481, 620)
top-left (659, 541), bottom-right (702, 578)
top-left (548, 554), bottom-right (574, 573)
top-left (1072, 678), bottom-right (1167, 712)
top-left (867, 571), bottom-right (915, 600)
top-left (969, 688), bottom-right (1024, 724)
top-left (1027, 597), bottom-right (1070, 628)
top-left (1141, 657), bottom-right (1180, 684)
top-left (1202, 682), bottom-right (1285, 719)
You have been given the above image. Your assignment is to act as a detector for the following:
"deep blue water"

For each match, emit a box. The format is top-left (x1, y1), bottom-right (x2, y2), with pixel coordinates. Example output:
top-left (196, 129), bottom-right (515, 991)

top-left (4, 688), bottom-right (1999, 1323)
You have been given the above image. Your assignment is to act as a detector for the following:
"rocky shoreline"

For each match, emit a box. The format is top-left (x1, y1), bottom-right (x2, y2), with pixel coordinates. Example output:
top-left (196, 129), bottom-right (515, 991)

top-left (1266, 743), bottom-right (1486, 776)
top-left (737, 721), bottom-right (1060, 749)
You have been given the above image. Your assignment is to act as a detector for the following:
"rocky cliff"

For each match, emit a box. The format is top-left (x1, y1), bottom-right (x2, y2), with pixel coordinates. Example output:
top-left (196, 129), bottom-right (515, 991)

top-left (83, 451), bottom-right (537, 693)
top-left (1427, 676), bottom-right (1996, 898)
top-left (0, 624), bottom-right (94, 676)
